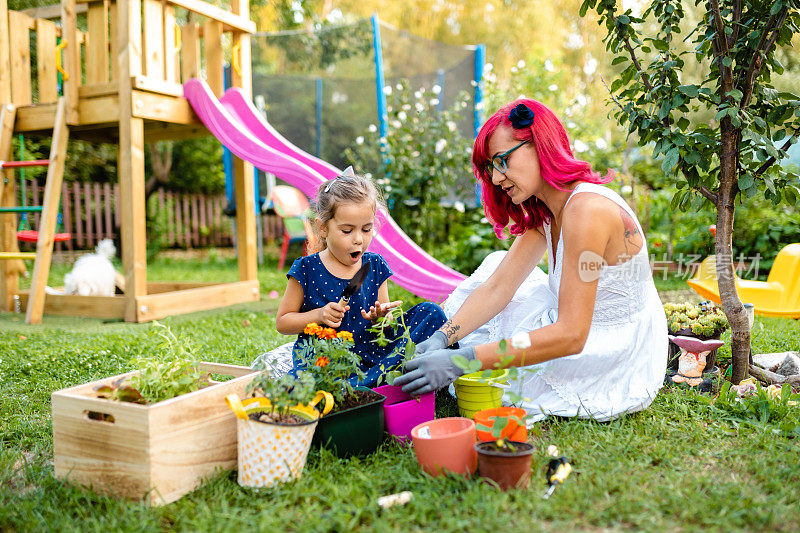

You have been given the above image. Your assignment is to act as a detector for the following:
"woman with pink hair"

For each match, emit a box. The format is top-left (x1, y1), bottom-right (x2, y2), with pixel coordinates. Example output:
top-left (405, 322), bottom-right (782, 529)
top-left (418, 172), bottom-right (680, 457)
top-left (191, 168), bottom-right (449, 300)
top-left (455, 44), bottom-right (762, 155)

top-left (395, 99), bottom-right (668, 422)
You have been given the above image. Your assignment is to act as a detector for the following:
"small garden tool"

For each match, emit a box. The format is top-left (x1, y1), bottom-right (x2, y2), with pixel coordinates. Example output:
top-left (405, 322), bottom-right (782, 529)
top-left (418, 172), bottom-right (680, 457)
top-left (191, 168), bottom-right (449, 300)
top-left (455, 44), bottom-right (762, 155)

top-left (338, 262), bottom-right (370, 306)
top-left (543, 445), bottom-right (572, 499)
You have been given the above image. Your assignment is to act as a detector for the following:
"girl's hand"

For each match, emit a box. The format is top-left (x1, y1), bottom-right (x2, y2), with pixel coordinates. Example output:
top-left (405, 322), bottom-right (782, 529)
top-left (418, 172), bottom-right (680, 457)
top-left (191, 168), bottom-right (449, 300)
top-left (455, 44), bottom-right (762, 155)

top-left (362, 300), bottom-right (403, 322)
top-left (319, 302), bottom-right (349, 328)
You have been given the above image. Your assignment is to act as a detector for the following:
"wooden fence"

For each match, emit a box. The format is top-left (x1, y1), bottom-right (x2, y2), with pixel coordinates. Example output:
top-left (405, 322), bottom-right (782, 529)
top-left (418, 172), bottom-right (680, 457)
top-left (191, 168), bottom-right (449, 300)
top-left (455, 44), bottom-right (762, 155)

top-left (16, 179), bottom-right (285, 251)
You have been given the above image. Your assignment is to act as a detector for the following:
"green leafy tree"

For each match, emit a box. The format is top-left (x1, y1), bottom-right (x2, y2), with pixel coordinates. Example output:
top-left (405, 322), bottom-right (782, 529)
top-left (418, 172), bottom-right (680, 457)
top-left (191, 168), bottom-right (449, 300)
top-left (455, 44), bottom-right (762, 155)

top-left (581, 0), bottom-right (800, 383)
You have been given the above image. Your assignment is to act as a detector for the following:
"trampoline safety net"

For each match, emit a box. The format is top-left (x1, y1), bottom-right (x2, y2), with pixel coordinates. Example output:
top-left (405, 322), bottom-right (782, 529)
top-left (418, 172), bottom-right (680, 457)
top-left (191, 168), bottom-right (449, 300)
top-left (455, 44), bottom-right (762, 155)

top-left (252, 18), bottom-right (480, 170)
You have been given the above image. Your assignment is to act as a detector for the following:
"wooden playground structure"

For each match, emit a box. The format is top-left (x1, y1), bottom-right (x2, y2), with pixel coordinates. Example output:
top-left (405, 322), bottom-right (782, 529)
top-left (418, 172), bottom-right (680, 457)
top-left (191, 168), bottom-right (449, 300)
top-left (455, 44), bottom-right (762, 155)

top-left (0, 0), bottom-right (259, 323)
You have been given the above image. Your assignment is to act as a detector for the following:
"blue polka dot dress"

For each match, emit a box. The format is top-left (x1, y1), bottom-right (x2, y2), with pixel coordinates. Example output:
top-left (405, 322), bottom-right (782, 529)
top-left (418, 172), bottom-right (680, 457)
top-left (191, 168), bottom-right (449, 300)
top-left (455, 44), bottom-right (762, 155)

top-left (288, 251), bottom-right (447, 387)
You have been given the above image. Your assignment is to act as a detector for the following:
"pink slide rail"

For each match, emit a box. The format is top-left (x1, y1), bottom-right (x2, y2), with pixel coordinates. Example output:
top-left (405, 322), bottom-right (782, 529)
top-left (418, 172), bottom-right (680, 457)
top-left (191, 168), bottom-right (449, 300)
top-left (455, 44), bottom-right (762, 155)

top-left (183, 79), bottom-right (466, 301)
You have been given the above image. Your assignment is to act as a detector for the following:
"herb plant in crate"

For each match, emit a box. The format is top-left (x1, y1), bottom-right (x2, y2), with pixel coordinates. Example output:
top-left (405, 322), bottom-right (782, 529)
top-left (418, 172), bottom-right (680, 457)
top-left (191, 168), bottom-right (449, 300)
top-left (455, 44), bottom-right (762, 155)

top-left (51, 322), bottom-right (256, 505)
top-left (226, 372), bottom-right (332, 489)
top-left (369, 307), bottom-right (436, 442)
top-left (664, 302), bottom-right (729, 371)
top-left (295, 323), bottom-right (386, 457)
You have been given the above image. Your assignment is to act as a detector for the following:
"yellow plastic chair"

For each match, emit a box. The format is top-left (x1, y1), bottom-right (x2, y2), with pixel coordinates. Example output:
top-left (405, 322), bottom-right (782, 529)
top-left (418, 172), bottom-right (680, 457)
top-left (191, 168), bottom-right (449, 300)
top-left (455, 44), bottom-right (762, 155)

top-left (687, 243), bottom-right (800, 318)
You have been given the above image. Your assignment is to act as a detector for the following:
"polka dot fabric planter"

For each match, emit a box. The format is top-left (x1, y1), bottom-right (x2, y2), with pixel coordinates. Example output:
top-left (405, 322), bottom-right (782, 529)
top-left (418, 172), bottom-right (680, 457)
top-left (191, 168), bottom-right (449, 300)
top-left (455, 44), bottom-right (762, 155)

top-left (236, 410), bottom-right (318, 489)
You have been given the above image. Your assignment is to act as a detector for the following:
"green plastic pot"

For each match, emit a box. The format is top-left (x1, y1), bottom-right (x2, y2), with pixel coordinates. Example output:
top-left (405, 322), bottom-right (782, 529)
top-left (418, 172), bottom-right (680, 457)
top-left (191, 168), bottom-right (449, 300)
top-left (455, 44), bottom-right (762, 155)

top-left (454, 369), bottom-right (509, 419)
top-left (312, 387), bottom-right (387, 457)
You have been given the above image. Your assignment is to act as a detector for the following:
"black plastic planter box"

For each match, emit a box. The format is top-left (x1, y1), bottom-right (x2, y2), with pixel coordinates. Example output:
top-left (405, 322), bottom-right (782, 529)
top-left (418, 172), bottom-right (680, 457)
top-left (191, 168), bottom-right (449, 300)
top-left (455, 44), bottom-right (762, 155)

top-left (312, 387), bottom-right (386, 457)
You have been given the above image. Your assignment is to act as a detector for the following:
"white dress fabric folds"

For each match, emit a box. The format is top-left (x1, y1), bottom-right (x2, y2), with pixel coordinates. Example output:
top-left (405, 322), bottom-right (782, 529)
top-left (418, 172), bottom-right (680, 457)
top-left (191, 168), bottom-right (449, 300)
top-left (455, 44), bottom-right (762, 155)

top-left (443, 183), bottom-right (668, 423)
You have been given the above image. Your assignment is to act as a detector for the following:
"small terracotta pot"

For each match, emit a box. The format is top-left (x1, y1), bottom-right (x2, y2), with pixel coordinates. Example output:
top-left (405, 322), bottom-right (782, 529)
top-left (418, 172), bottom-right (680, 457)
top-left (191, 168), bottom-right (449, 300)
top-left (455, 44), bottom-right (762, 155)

top-left (410, 417), bottom-right (477, 477)
top-left (474, 406), bottom-right (527, 442)
top-left (475, 440), bottom-right (535, 490)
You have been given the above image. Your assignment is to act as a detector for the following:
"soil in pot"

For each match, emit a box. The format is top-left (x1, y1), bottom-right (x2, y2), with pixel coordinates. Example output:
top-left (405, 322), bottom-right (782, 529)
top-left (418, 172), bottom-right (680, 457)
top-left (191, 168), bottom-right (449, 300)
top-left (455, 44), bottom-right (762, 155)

top-left (248, 411), bottom-right (308, 425)
top-left (329, 389), bottom-right (384, 412)
top-left (475, 440), bottom-right (535, 490)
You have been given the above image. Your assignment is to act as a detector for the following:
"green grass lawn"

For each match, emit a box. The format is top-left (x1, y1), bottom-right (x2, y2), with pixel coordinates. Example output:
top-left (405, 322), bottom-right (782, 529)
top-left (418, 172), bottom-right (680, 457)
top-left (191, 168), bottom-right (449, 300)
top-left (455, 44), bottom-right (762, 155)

top-left (2, 252), bottom-right (799, 531)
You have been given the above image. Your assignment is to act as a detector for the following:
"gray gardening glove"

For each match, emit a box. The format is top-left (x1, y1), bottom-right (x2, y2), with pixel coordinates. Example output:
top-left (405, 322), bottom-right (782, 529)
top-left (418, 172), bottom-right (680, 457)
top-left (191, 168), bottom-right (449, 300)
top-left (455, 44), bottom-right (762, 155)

top-left (415, 330), bottom-right (449, 357)
top-left (394, 345), bottom-right (477, 396)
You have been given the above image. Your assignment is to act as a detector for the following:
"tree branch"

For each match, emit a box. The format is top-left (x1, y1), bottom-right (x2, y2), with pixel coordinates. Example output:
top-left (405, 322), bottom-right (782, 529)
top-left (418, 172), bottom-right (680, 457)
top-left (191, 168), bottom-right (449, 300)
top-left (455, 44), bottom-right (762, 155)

top-left (749, 363), bottom-right (786, 385)
top-left (731, 0), bottom-right (742, 45)
top-left (599, 75), bottom-right (626, 113)
top-left (709, 0), bottom-right (733, 90)
top-left (739, 8), bottom-right (789, 109)
top-left (618, 31), bottom-right (653, 92)
top-left (698, 186), bottom-right (719, 204)
top-left (753, 127), bottom-right (800, 179)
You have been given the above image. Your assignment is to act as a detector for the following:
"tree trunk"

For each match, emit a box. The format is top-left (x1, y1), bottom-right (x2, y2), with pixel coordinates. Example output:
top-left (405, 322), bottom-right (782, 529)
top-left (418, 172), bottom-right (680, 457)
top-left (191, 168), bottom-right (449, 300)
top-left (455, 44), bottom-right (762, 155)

top-left (716, 119), bottom-right (751, 384)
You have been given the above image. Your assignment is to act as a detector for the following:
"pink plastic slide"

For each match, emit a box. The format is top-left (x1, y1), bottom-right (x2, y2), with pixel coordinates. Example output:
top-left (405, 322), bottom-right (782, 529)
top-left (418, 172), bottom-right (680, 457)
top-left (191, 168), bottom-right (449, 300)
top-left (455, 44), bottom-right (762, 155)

top-left (183, 78), bottom-right (466, 301)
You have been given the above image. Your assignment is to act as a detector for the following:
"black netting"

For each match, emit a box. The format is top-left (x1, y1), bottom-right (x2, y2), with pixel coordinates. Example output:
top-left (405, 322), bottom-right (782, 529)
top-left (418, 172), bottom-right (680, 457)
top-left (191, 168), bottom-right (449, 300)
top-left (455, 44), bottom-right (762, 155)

top-left (252, 18), bottom-right (478, 170)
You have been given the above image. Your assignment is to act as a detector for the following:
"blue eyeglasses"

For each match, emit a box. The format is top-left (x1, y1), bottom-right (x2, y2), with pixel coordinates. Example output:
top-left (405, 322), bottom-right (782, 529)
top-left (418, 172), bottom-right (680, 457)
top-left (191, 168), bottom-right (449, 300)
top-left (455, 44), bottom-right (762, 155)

top-left (484, 139), bottom-right (530, 175)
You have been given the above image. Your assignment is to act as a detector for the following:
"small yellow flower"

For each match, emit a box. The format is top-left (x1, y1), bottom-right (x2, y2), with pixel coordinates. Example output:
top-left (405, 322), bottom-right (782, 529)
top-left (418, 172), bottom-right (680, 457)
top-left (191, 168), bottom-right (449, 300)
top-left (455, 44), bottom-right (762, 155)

top-left (337, 331), bottom-right (354, 342)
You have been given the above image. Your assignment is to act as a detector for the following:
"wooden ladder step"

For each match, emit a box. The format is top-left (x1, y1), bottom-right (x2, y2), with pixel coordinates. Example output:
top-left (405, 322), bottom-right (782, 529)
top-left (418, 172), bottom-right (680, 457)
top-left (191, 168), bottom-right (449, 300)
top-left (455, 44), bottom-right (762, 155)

top-left (0, 206), bottom-right (43, 213)
top-left (1, 159), bottom-right (51, 169)
top-left (0, 252), bottom-right (37, 260)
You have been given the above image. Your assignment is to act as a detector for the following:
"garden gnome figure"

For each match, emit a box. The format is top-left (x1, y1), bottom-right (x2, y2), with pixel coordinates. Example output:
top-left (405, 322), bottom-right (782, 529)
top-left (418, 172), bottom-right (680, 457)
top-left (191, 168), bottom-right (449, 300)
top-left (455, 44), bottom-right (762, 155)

top-left (669, 335), bottom-right (724, 386)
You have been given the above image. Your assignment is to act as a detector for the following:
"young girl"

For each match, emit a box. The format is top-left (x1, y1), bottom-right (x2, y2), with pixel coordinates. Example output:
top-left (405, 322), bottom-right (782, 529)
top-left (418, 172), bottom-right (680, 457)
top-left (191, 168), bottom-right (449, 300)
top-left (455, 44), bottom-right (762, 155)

top-left (275, 167), bottom-right (448, 387)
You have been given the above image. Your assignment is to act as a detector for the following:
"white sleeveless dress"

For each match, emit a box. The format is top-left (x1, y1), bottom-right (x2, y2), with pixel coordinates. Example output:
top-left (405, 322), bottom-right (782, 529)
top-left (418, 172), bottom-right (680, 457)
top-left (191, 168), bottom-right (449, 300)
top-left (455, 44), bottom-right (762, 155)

top-left (443, 182), bottom-right (668, 423)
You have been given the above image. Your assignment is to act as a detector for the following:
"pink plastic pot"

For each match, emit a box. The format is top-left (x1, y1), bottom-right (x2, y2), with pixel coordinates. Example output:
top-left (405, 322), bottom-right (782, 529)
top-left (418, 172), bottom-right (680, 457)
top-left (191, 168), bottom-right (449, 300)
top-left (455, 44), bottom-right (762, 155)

top-left (372, 385), bottom-right (435, 442)
top-left (410, 417), bottom-right (477, 477)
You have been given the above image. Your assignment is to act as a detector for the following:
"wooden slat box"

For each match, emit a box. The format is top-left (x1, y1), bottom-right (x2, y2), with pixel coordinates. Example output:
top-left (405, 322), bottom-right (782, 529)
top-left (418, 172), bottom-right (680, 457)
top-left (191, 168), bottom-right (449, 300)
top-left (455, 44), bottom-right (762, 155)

top-left (52, 362), bottom-right (255, 506)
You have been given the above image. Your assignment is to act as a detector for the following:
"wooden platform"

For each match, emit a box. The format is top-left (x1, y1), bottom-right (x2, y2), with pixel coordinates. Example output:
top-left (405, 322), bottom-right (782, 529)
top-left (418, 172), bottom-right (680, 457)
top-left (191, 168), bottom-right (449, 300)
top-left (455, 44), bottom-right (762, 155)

top-left (15, 77), bottom-right (207, 142)
top-left (17, 280), bottom-right (260, 321)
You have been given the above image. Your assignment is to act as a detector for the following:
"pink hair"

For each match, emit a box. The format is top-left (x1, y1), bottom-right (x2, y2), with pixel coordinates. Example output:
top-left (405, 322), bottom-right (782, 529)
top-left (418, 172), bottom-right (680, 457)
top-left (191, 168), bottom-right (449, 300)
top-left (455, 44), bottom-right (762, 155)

top-left (472, 99), bottom-right (613, 238)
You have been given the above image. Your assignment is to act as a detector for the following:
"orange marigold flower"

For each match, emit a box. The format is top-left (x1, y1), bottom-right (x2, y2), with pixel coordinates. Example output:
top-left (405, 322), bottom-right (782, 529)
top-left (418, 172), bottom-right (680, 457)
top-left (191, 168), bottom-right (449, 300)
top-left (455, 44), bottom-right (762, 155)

top-left (337, 331), bottom-right (354, 342)
top-left (304, 323), bottom-right (322, 335)
top-left (317, 327), bottom-right (337, 340)
top-left (315, 356), bottom-right (330, 368)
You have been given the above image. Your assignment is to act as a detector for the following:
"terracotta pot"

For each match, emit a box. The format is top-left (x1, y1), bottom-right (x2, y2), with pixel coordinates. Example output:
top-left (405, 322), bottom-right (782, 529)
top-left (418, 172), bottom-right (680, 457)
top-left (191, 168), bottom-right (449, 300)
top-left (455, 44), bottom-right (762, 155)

top-left (474, 407), bottom-right (527, 443)
top-left (475, 440), bottom-right (535, 490)
top-left (410, 417), bottom-right (477, 477)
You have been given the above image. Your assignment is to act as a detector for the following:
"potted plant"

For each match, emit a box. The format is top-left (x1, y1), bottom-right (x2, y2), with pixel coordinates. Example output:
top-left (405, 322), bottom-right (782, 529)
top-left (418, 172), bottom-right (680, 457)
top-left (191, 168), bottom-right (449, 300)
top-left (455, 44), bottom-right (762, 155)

top-left (52, 322), bottom-right (256, 505)
top-left (664, 302), bottom-right (729, 370)
top-left (226, 372), bottom-right (333, 488)
top-left (369, 307), bottom-right (436, 442)
top-left (295, 323), bottom-right (387, 457)
top-left (455, 332), bottom-right (537, 490)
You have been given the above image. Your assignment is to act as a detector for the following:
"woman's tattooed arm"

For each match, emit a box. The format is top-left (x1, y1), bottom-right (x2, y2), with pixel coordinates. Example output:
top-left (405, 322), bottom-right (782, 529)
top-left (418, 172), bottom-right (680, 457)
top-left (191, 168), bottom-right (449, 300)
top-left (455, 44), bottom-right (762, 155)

top-left (441, 319), bottom-right (461, 346)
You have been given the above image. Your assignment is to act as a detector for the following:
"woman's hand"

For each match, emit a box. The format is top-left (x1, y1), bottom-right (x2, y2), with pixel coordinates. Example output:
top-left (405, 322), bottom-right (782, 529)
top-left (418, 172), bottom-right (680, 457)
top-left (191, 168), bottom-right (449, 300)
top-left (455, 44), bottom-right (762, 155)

top-left (393, 345), bottom-right (477, 396)
top-left (318, 302), bottom-right (349, 328)
top-left (361, 300), bottom-right (402, 322)
top-left (415, 330), bottom-right (449, 357)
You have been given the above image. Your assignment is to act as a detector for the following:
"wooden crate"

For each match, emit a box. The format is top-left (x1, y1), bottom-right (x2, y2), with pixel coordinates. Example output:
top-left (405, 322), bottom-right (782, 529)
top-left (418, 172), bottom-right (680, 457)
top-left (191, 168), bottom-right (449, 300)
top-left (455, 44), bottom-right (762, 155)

top-left (52, 362), bottom-right (256, 506)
